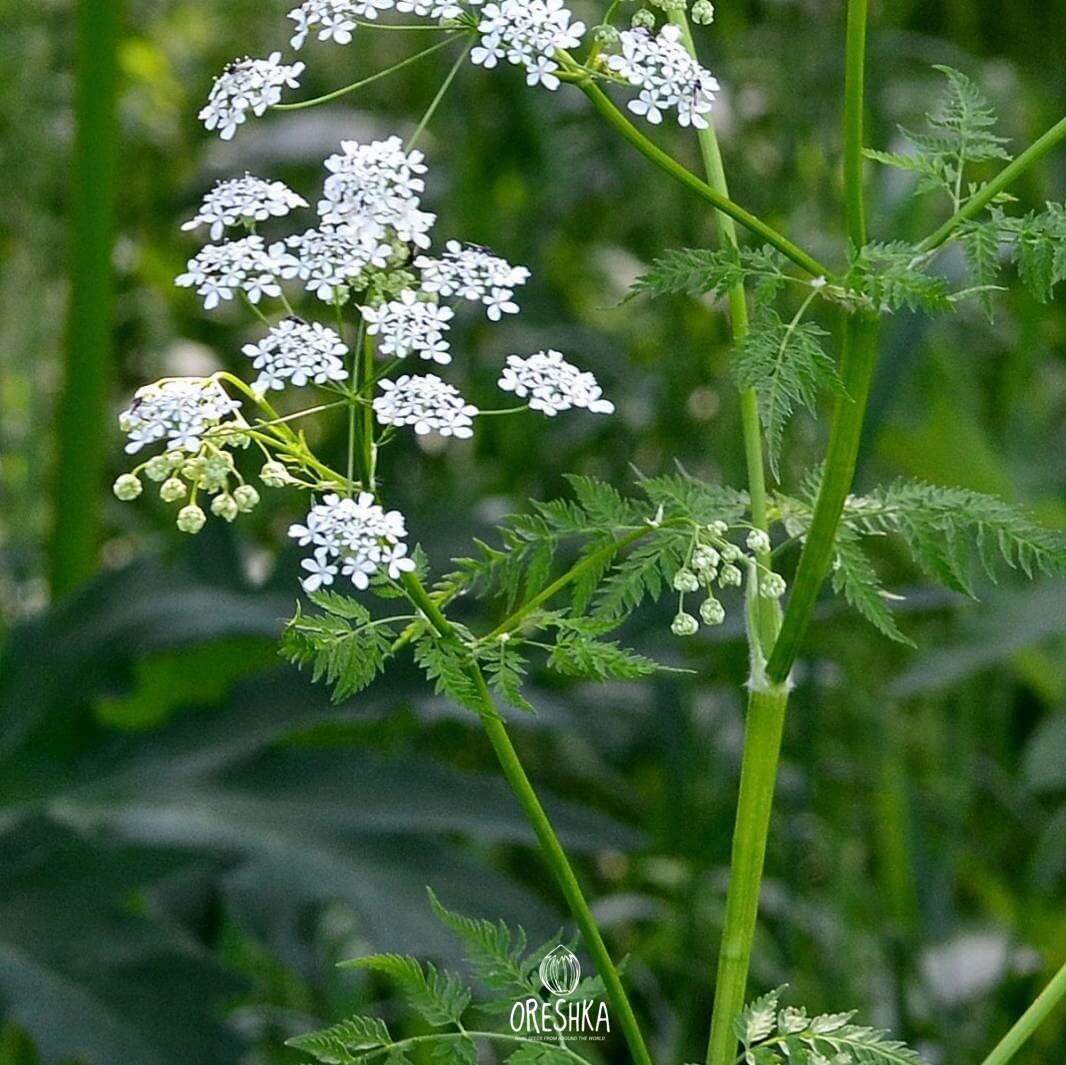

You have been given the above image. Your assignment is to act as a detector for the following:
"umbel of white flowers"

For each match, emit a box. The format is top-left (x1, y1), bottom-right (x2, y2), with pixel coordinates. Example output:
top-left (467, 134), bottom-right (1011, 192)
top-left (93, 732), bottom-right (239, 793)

top-left (199, 0), bottom-right (720, 139)
top-left (115, 137), bottom-right (614, 596)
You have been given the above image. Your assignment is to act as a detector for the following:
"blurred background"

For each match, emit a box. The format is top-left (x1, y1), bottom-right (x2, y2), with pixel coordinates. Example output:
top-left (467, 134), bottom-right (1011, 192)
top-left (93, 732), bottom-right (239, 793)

top-left (1, 0), bottom-right (1064, 1062)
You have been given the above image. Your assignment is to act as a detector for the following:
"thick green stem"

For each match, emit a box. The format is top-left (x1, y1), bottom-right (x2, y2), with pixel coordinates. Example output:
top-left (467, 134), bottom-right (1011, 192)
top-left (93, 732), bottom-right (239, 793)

top-left (704, 686), bottom-right (790, 1065)
top-left (920, 115), bottom-right (1066, 253)
top-left (843, 0), bottom-right (869, 249)
top-left (400, 574), bottom-right (654, 1065)
top-left (50, 0), bottom-right (122, 596)
top-left (575, 79), bottom-right (831, 280)
top-left (980, 961), bottom-right (1066, 1065)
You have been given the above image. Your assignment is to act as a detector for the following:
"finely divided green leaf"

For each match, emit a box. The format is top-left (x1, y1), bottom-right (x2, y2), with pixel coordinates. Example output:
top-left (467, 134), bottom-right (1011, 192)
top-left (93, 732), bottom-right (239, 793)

top-left (349, 955), bottom-right (471, 1028)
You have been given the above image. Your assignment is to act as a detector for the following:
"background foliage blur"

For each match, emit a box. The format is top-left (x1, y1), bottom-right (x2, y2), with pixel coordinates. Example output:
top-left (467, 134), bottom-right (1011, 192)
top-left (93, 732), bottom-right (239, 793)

top-left (1, 1), bottom-right (1064, 1062)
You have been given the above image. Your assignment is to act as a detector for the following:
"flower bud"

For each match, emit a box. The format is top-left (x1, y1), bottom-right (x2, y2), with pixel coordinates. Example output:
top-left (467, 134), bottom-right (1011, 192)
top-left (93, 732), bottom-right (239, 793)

top-left (260, 461), bottom-right (290, 487)
top-left (632, 8), bottom-right (655, 29)
top-left (719, 563), bottom-right (743, 588)
top-left (593, 24), bottom-right (620, 44)
top-left (176, 504), bottom-right (207, 534)
top-left (746, 529), bottom-right (772, 554)
top-left (759, 572), bottom-right (788, 599)
top-left (233, 484), bottom-right (260, 512)
top-left (671, 611), bottom-right (699, 637)
top-left (721, 543), bottom-right (742, 563)
top-left (144, 455), bottom-right (172, 482)
top-left (693, 545), bottom-right (720, 571)
top-left (211, 493), bottom-right (240, 523)
top-left (160, 477), bottom-right (186, 503)
top-left (706, 520), bottom-right (729, 536)
top-left (700, 597), bottom-right (726, 626)
top-left (672, 568), bottom-right (700, 593)
top-left (691, 0), bottom-right (715, 25)
top-left (113, 474), bottom-right (143, 501)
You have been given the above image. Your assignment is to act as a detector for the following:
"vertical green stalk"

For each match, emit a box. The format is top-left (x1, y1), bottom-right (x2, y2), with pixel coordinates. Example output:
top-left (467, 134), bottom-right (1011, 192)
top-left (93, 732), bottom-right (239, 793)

top-left (400, 574), bottom-right (654, 1065)
top-left (980, 961), bottom-right (1066, 1065)
top-left (704, 687), bottom-right (789, 1065)
top-left (49, 0), bottom-right (122, 596)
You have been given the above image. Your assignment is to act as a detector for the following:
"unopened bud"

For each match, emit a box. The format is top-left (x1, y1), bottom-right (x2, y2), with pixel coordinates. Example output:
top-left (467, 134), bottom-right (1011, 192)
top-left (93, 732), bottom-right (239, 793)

top-left (144, 455), bottom-right (172, 482)
top-left (160, 477), bottom-right (186, 503)
top-left (719, 563), bottom-right (743, 587)
top-left (671, 611), bottom-right (699, 637)
top-left (113, 474), bottom-right (143, 501)
top-left (746, 529), bottom-right (772, 554)
top-left (673, 568), bottom-right (700, 593)
top-left (211, 493), bottom-right (239, 523)
top-left (260, 461), bottom-right (290, 488)
top-left (700, 597), bottom-right (726, 626)
top-left (233, 484), bottom-right (260, 511)
top-left (632, 8), bottom-right (656, 29)
top-left (177, 504), bottom-right (207, 534)
top-left (759, 572), bottom-right (788, 599)
top-left (691, 0), bottom-right (715, 25)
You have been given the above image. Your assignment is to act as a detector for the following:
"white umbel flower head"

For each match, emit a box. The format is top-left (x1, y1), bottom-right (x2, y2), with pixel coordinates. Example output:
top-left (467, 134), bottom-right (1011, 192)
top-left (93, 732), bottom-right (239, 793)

top-left (396, 0), bottom-right (466, 18)
top-left (242, 317), bottom-right (351, 393)
top-left (288, 0), bottom-right (395, 48)
top-left (182, 175), bottom-right (307, 241)
top-left (319, 137), bottom-right (434, 248)
top-left (497, 351), bottom-right (614, 416)
top-left (472, 0), bottom-right (586, 91)
top-left (288, 492), bottom-right (416, 592)
top-left (199, 53), bottom-right (305, 140)
top-left (283, 226), bottom-right (391, 301)
top-left (176, 235), bottom-right (297, 310)
top-left (360, 289), bottom-right (454, 363)
top-left (373, 374), bottom-right (478, 438)
top-left (119, 379), bottom-right (241, 455)
top-left (415, 240), bottom-right (530, 320)
top-left (607, 25), bottom-right (720, 128)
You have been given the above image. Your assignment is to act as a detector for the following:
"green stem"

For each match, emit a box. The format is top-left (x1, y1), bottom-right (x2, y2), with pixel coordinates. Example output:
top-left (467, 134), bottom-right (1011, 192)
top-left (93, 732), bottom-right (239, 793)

top-left (667, 8), bottom-right (780, 652)
top-left (352, 1029), bottom-right (588, 1064)
top-left (919, 115), bottom-right (1066, 253)
top-left (50, 0), bottom-right (122, 596)
top-left (272, 35), bottom-right (463, 111)
top-left (574, 79), bottom-right (832, 280)
top-left (400, 574), bottom-right (654, 1065)
top-left (704, 687), bottom-right (790, 1065)
top-left (359, 330), bottom-right (376, 488)
top-left (407, 39), bottom-right (473, 150)
top-left (843, 0), bottom-right (869, 249)
top-left (980, 961), bottom-right (1066, 1065)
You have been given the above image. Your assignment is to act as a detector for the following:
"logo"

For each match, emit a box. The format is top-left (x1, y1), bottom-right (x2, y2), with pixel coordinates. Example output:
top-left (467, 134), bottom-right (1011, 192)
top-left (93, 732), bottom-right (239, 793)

top-left (508, 945), bottom-right (610, 1042)
top-left (539, 945), bottom-right (581, 996)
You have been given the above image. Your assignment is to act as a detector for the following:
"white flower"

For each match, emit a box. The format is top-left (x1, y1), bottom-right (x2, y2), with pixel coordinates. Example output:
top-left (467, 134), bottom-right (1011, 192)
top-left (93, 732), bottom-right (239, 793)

top-left (199, 53), bottom-right (305, 140)
top-left (319, 137), bottom-right (434, 249)
top-left (288, 0), bottom-right (395, 48)
top-left (415, 240), bottom-right (529, 320)
top-left (289, 492), bottom-right (414, 592)
top-left (373, 374), bottom-right (478, 437)
top-left (396, 0), bottom-right (466, 18)
top-left (119, 379), bottom-right (241, 455)
top-left (176, 235), bottom-right (297, 310)
top-left (360, 289), bottom-right (454, 363)
top-left (472, 0), bottom-right (586, 91)
top-left (242, 317), bottom-right (350, 393)
top-left (606, 25), bottom-right (720, 129)
top-left (283, 226), bottom-right (391, 301)
top-left (182, 175), bottom-right (307, 241)
top-left (497, 351), bottom-right (614, 416)
top-left (300, 547), bottom-right (339, 592)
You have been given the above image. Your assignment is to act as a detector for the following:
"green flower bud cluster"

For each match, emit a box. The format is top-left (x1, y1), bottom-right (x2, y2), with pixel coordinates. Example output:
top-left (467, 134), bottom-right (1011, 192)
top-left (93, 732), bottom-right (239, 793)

top-left (691, 0), bottom-right (715, 25)
top-left (115, 438), bottom-right (261, 535)
top-left (631, 8), bottom-right (656, 29)
top-left (669, 521), bottom-right (789, 638)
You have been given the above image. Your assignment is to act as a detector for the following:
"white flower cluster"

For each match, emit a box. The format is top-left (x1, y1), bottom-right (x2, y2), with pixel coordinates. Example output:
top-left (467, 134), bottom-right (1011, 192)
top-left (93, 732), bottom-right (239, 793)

top-left (373, 373), bottom-right (478, 437)
top-left (289, 492), bottom-right (416, 592)
top-left (472, 0), bottom-right (586, 90)
top-left (176, 235), bottom-right (296, 310)
top-left (243, 317), bottom-right (351, 393)
top-left (607, 25), bottom-right (720, 128)
top-left (183, 175), bottom-right (307, 241)
top-left (319, 137), bottom-right (435, 249)
top-left (282, 226), bottom-right (391, 302)
top-left (498, 351), bottom-right (614, 416)
top-left (289, 0), bottom-right (468, 49)
top-left (199, 53), bottom-right (305, 140)
top-left (119, 379), bottom-right (242, 455)
top-left (361, 289), bottom-right (455, 362)
top-left (416, 240), bottom-right (530, 321)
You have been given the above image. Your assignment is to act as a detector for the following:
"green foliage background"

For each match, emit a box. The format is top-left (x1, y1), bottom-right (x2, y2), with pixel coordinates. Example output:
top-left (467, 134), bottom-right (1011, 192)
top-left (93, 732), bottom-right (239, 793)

top-left (1, 1), bottom-right (1064, 1062)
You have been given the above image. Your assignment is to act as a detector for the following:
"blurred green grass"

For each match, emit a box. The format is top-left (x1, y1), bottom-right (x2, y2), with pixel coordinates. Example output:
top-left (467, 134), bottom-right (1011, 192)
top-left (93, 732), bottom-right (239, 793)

top-left (1, 1), bottom-right (1064, 1063)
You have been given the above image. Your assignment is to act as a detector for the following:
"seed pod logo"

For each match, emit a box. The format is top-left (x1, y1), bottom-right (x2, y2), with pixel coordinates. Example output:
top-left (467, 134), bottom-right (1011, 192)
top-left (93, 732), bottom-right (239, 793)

top-left (539, 945), bottom-right (581, 996)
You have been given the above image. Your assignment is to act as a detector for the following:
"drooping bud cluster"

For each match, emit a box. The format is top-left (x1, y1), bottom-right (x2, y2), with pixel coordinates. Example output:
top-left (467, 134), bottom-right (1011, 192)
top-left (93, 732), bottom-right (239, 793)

top-left (497, 351), bottom-right (614, 416)
top-left (288, 492), bottom-right (416, 591)
top-left (373, 374), bottom-right (478, 437)
top-left (471, 0), bottom-right (587, 91)
top-left (242, 317), bottom-right (351, 393)
top-left (669, 522), bottom-right (788, 638)
top-left (199, 53), bottom-right (305, 140)
top-left (183, 175), bottom-right (308, 241)
top-left (606, 24), bottom-right (720, 128)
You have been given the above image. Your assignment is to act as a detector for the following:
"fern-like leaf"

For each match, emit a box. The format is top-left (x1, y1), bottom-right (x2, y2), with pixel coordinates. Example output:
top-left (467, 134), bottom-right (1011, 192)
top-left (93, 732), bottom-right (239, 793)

top-left (480, 638), bottom-right (534, 713)
top-left (832, 537), bottom-right (913, 646)
top-left (413, 634), bottom-right (485, 714)
top-left (346, 955), bottom-right (471, 1028)
top-left (285, 1015), bottom-right (392, 1063)
top-left (847, 242), bottom-right (954, 314)
top-left (629, 245), bottom-right (789, 304)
